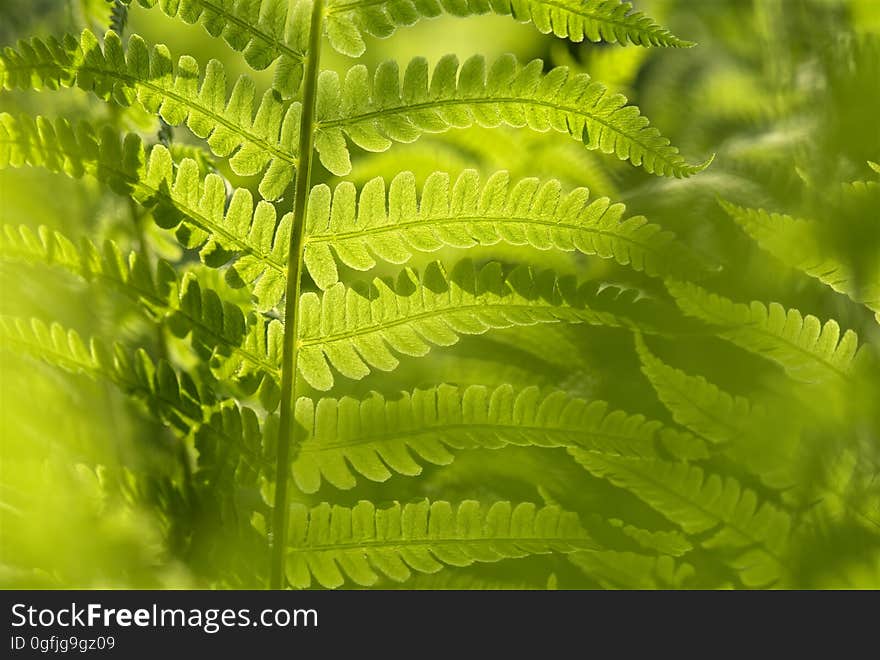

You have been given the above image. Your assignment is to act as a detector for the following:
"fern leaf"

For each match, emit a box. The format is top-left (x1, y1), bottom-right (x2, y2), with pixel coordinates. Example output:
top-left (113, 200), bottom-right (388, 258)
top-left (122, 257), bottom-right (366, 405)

top-left (303, 169), bottom-right (705, 289)
top-left (0, 316), bottom-right (206, 433)
top-left (285, 499), bottom-right (596, 588)
top-left (296, 258), bottom-right (632, 390)
top-left (572, 451), bottom-right (790, 587)
top-left (665, 280), bottom-right (860, 383)
top-left (570, 550), bottom-right (695, 588)
top-left (291, 383), bottom-right (707, 492)
top-left (196, 400), bottom-right (274, 493)
top-left (0, 30), bottom-right (300, 198)
top-left (635, 335), bottom-right (800, 489)
top-left (635, 334), bottom-right (750, 445)
top-left (313, 54), bottom-right (711, 177)
top-left (0, 314), bottom-right (273, 489)
top-left (0, 114), bottom-right (290, 309)
top-left (324, 0), bottom-right (694, 58)
top-left (172, 275), bottom-right (285, 408)
top-left (721, 200), bottom-right (880, 318)
top-left (0, 222), bottom-right (177, 311)
top-left (606, 518), bottom-right (693, 557)
top-left (0, 224), bottom-right (284, 409)
top-left (122, 0), bottom-right (311, 96)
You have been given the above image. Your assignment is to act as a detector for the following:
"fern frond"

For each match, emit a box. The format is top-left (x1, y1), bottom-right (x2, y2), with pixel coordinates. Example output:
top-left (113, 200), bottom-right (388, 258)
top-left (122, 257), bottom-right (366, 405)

top-left (0, 224), bottom-right (284, 409)
top-left (0, 314), bottom-right (276, 492)
top-left (212, 313), bottom-right (284, 409)
top-left (635, 335), bottom-right (800, 489)
top-left (324, 0), bottom-right (694, 58)
top-left (0, 222), bottom-right (177, 310)
top-left (665, 280), bottom-right (860, 383)
top-left (0, 30), bottom-right (300, 198)
top-left (291, 383), bottom-right (707, 492)
top-left (607, 518), bottom-right (693, 557)
top-left (313, 54), bottom-right (711, 177)
top-left (195, 400), bottom-right (274, 492)
top-left (285, 499), bottom-right (596, 587)
top-left (570, 550), bottom-right (694, 588)
top-left (0, 316), bottom-right (207, 433)
top-left (296, 258), bottom-right (634, 390)
top-left (0, 114), bottom-right (290, 309)
top-left (303, 169), bottom-right (705, 289)
top-left (720, 200), bottom-right (880, 318)
top-left (635, 334), bottom-right (750, 445)
top-left (572, 451), bottom-right (790, 587)
top-left (122, 0), bottom-right (311, 96)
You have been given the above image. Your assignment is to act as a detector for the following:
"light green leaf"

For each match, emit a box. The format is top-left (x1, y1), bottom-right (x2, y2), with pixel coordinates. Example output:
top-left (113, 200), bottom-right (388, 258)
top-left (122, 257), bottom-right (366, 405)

top-left (0, 31), bottom-right (300, 198)
top-left (665, 280), bottom-right (861, 383)
top-left (0, 114), bottom-right (290, 310)
top-left (572, 451), bottom-right (790, 587)
top-left (314, 54), bottom-right (711, 177)
top-left (291, 383), bottom-right (707, 492)
top-left (295, 258), bottom-right (633, 390)
top-left (325, 0), bottom-right (695, 53)
top-left (303, 169), bottom-right (706, 289)
top-left (286, 499), bottom-right (596, 588)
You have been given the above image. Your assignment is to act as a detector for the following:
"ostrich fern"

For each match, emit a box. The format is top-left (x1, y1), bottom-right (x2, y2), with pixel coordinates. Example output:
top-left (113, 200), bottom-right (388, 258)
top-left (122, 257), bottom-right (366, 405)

top-left (1, 0), bottom-right (877, 590)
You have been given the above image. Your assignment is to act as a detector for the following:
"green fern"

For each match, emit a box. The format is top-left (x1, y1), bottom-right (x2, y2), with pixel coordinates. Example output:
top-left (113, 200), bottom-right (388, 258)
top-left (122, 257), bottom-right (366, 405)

top-left (634, 334), bottom-right (799, 490)
top-left (0, 31), bottom-right (301, 198)
top-left (285, 499), bottom-right (595, 587)
top-left (720, 200), bottom-right (880, 320)
top-left (569, 550), bottom-right (695, 589)
top-left (303, 169), bottom-right (705, 289)
top-left (634, 333), bottom-right (750, 446)
top-left (323, 0), bottom-right (695, 56)
top-left (606, 519), bottom-right (693, 557)
top-left (0, 224), bottom-right (284, 407)
top-left (665, 280), bottom-right (861, 383)
top-left (295, 259), bottom-right (630, 389)
top-left (0, 316), bottom-right (207, 433)
top-left (313, 54), bottom-right (711, 177)
top-left (121, 0), bottom-right (310, 97)
top-left (572, 451), bottom-right (790, 587)
top-left (0, 113), bottom-right (291, 308)
top-left (3, 0), bottom-right (875, 592)
top-left (291, 383), bottom-right (707, 492)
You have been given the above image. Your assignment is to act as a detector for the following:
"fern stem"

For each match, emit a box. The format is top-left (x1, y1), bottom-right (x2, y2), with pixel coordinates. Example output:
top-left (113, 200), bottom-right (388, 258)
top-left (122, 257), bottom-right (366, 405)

top-left (270, 0), bottom-right (325, 590)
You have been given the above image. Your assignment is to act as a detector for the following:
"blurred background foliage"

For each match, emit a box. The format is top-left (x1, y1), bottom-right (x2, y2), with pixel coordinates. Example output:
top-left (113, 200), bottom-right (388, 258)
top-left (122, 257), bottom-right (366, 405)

top-left (0, 0), bottom-right (878, 588)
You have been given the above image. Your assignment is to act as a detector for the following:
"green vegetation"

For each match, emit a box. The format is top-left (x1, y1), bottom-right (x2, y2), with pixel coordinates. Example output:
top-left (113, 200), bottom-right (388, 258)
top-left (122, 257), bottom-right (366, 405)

top-left (0, 0), bottom-right (878, 589)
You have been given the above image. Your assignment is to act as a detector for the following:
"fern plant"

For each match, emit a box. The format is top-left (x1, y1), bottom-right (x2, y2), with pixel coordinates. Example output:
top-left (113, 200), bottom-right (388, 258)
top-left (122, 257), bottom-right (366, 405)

top-left (1, 0), bottom-right (877, 590)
